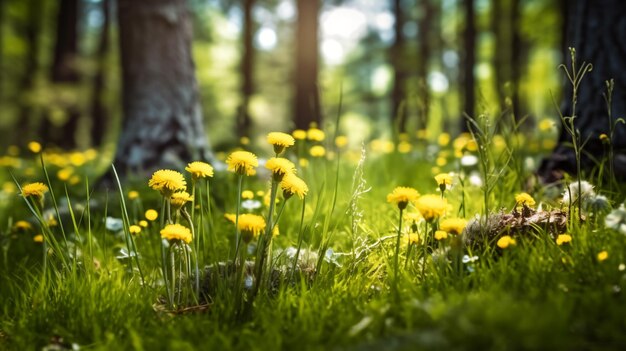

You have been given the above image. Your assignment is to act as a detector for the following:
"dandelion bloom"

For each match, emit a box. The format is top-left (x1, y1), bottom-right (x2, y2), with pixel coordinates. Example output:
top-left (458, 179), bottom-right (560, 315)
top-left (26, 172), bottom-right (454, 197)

top-left (145, 209), bottom-right (159, 221)
top-left (434, 173), bottom-right (453, 191)
top-left (28, 141), bottom-right (42, 153)
top-left (242, 190), bottom-right (254, 200)
top-left (335, 136), bottom-right (348, 148)
top-left (160, 224), bottom-right (192, 243)
top-left (33, 234), bottom-right (44, 243)
top-left (280, 173), bottom-right (308, 200)
top-left (440, 218), bottom-right (467, 235)
top-left (170, 191), bottom-right (193, 209)
top-left (497, 235), bottom-right (516, 249)
top-left (434, 230), bottom-right (448, 241)
top-left (128, 190), bottom-right (139, 200)
top-left (129, 225), bottom-right (142, 235)
top-left (226, 151), bottom-right (258, 176)
top-left (236, 213), bottom-right (266, 243)
top-left (309, 145), bottom-right (326, 158)
top-left (556, 234), bottom-right (572, 246)
top-left (415, 194), bottom-right (447, 221)
top-left (292, 129), bottom-right (307, 140)
top-left (148, 170), bottom-right (186, 196)
top-left (224, 213), bottom-right (236, 223)
top-left (185, 161), bottom-right (214, 179)
top-left (597, 251), bottom-right (609, 262)
top-left (265, 157), bottom-right (296, 181)
top-left (139, 220), bottom-right (148, 228)
top-left (403, 212), bottom-right (421, 223)
top-left (387, 187), bottom-right (420, 210)
top-left (20, 182), bottom-right (49, 198)
top-left (599, 133), bottom-right (609, 143)
top-left (267, 132), bottom-right (296, 155)
top-left (14, 220), bottom-right (33, 231)
top-left (515, 192), bottom-right (536, 207)
top-left (307, 128), bottom-right (325, 141)
top-left (406, 233), bottom-right (420, 245)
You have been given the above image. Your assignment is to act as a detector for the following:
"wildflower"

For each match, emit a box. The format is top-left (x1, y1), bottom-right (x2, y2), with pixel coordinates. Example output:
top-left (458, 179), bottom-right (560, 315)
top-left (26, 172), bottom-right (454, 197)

top-left (436, 157), bottom-right (447, 167)
top-left (309, 145), bottom-right (326, 158)
top-left (170, 191), bottom-right (193, 209)
top-left (267, 132), bottom-right (295, 155)
top-left (398, 141), bottom-right (412, 154)
top-left (556, 234), bottom-right (572, 246)
top-left (299, 158), bottom-right (309, 168)
top-left (307, 128), bottom-right (325, 141)
top-left (160, 224), bottom-right (192, 243)
top-left (224, 213), bottom-right (236, 223)
top-left (586, 194), bottom-right (610, 213)
top-left (226, 151), bottom-right (258, 176)
top-left (538, 118), bottom-right (554, 132)
top-left (33, 234), bottom-right (44, 243)
top-left (600, 133), bottom-right (609, 144)
top-left (497, 235), bottom-right (516, 249)
top-left (13, 220), bottom-right (33, 231)
top-left (515, 192), bottom-right (536, 207)
top-left (139, 220), bottom-right (148, 228)
top-left (280, 173), bottom-right (308, 200)
top-left (438, 133), bottom-right (450, 146)
top-left (129, 225), bottom-right (142, 235)
top-left (20, 182), bottom-right (49, 198)
top-left (606, 204), bottom-right (626, 234)
top-left (434, 173), bottom-right (453, 192)
top-left (460, 154), bottom-right (479, 167)
top-left (145, 209), bottom-right (158, 221)
top-left (405, 233), bottom-right (420, 245)
top-left (265, 157), bottom-right (296, 181)
top-left (185, 161), bottom-right (214, 179)
top-left (242, 190), bottom-right (255, 200)
top-left (415, 194), bottom-right (447, 221)
top-left (28, 141), bottom-right (42, 153)
top-left (240, 136), bottom-right (250, 145)
top-left (148, 170), bottom-right (187, 196)
top-left (335, 136), bottom-right (348, 148)
top-left (439, 218), bottom-right (467, 235)
top-left (242, 199), bottom-right (262, 210)
top-left (562, 180), bottom-right (595, 207)
top-left (47, 214), bottom-right (58, 227)
top-left (128, 190), bottom-right (139, 200)
top-left (462, 255), bottom-right (479, 263)
top-left (236, 213), bottom-right (266, 243)
top-left (387, 187), bottom-right (420, 210)
top-left (597, 251), bottom-right (609, 262)
top-left (434, 230), bottom-right (448, 241)
top-left (292, 129), bottom-right (307, 140)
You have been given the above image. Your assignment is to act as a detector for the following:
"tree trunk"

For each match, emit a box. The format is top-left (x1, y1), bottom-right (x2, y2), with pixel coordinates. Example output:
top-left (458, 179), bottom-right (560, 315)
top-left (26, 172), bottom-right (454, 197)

top-left (113, 0), bottom-right (211, 174)
top-left (539, 0), bottom-right (626, 182)
top-left (237, 0), bottom-right (254, 139)
top-left (90, 0), bottom-right (110, 147)
top-left (416, 0), bottom-right (433, 131)
top-left (391, 0), bottom-right (407, 133)
top-left (460, 0), bottom-right (476, 132)
top-left (293, 0), bottom-right (321, 130)
top-left (510, 0), bottom-right (522, 121)
top-left (42, 0), bottom-right (80, 149)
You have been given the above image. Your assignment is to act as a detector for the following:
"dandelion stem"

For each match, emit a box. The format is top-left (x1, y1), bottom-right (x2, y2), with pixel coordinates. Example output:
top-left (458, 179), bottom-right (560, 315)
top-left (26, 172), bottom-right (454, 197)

top-left (393, 208), bottom-right (404, 298)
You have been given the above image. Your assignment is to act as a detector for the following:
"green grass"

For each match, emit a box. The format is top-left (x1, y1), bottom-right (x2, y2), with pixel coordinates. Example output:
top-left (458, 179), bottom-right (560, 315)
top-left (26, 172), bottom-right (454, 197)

top-left (1, 132), bottom-right (626, 350)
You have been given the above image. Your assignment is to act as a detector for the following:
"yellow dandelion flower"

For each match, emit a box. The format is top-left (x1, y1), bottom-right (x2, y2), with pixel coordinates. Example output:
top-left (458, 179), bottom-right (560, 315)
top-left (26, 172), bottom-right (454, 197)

top-left (160, 224), bottom-right (192, 243)
top-left (33, 234), bottom-right (44, 243)
top-left (309, 145), bottom-right (326, 158)
top-left (226, 151), bottom-right (258, 176)
top-left (434, 230), bottom-right (448, 241)
top-left (405, 233), bottom-right (420, 245)
top-left (129, 225), bottom-right (142, 235)
top-left (538, 118), bottom-right (554, 132)
top-left (436, 157), bottom-right (447, 167)
top-left (434, 173), bottom-right (453, 191)
top-left (497, 235), bottom-right (516, 249)
top-left (256, 190), bottom-right (265, 197)
top-left (242, 190), bottom-right (254, 200)
top-left (237, 213), bottom-right (266, 243)
top-left (267, 132), bottom-right (296, 155)
top-left (597, 251), bottom-right (609, 262)
top-left (387, 187), bottom-right (420, 210)
top-left (224, 213), bottom-right (236, 223)
top-left (240, 136), bottom-right (250, 145)
top-left (515, 192), bottom-right (536, 207)
top-left (335, 135), bottom-right (348, 148)
top-left (185, 161), bottom-right (214, 179)
top-left (139, 220), bottom-right (148, 228)
top-left (170, 191), bottom-right (193, 209)
top-left (280, 173), bottom-right (308, 200)
top-left (556, 234), bottom-right (572, 246)
top-left (397, 141), bottom-right (412, 154)
top-left (14, 220), bottom-right (33, 231)
top-left (307, 128), bottom-right (325, 141)
top-left (415, 194), bottom-right (447, 221)
top-left (28, 141), bottom-right (42, 153)
top-left (145, 209), bottom-right (159, 221)
top-left (128, 190), bottom-right (140, 200)
top-left (404, 212), bottom-right (422, 222)
top-left (47, 214), bottom-right (58, 227)
top-left (21, 182), bottom-right (49, 198)
top-left (440, 218), bottom-right (467, 235)
top-left (292, 129), bottom-right (307, 140)
top-left (600, 133), bottom-right (609, 143)
top-left (438, 133), bottom-right (450, 146)
top-left (299, 158), bottom-right (309, 168)
top-left (148, 170), bottom-right (187, 196)
top-left (265, 157), bottom-right (296, 181)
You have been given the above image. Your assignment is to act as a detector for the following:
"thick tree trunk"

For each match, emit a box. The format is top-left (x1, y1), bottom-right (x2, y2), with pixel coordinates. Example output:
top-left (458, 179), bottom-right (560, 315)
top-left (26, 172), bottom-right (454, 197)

top-left (539, 0), bottom-right (626, 182)
top-left (510, 0), bottom-right (522, 121)
top-left (391, 0), bottom-right (406, 133)
top-left (416, 0), bottom-right (433, 131)
top-left (113, 0), bottom-right (211, 174)
top-left (460, 0), bottom-right (476, 132)
top-left (293, 0), bottom-right (321, 130)
top-left (90, 0), bottom-right (110, 147)
top-left (237, 0), bottom-right (254, 138)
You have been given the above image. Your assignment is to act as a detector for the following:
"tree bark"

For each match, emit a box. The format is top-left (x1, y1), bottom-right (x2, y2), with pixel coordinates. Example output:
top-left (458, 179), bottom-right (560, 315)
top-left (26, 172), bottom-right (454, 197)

top-left (113, 0), bottom-right (211, 175)
top-left (416, 0), bottom-right (433, 131)
top-left (90, 0), bottom-right (110, 147)
top-left (237, 0), bottom-right (255, 139)
top-left (510, 0), bottom-right (522, 121)
top-left (539, 0), bottom-right (626, 182)
top-left (460, 0), bottom-right (476, 132)
top-left (293, 0), bottom-right (321, 130)
top-left (391, 0), bottom-right (407, 133)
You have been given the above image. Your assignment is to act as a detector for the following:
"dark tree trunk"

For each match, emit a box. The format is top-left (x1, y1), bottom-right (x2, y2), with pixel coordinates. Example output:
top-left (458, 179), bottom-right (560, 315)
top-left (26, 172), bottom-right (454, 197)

top-left (417, 0), bottom-right (433, 130)
top-left (293, 0), bottom-right (321, 130)
top-left (237, 0), bottom-right (254, 138)
top-left (90, 0), bottom-right (110, 147)
top-left (460, 0), bottom-right (476, 132)
top-left (510, 0), bottom-right (522, 121)
top-left (42, 0), bottom-right (80, 149)
top-left (491, 0), bottom-right (508, 115)
top-left (539, 0), bottom-right (626, 182)
top-left (113, 0), bottom-right (211, 174)
top-left (0, 0), bottom-right (4, 101)
top-left (391, 0), bottom-right (407, 133)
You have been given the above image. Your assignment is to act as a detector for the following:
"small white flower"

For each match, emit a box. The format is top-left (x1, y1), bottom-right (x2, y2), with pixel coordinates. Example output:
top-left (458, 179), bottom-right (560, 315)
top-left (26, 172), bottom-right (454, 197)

top-left (242, 199), bottom-right (262, 210)
top-left (562, 180), bottom-right (596, 207)
top-left (105, 217), bottom-right (123, 231)
top-left (605, 204), bottom-right (626, 235)
top-left (462, 255), bottom-right (479, 264)
top-left (460, 154), bottom-right (479, 167)
top-left (469, 171), bottom-right (483, 187)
